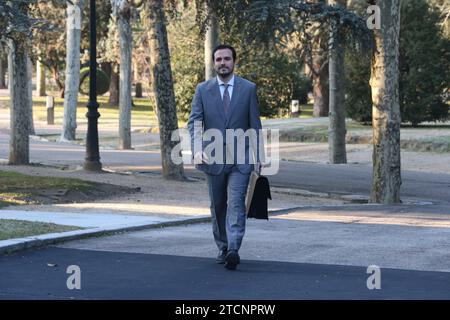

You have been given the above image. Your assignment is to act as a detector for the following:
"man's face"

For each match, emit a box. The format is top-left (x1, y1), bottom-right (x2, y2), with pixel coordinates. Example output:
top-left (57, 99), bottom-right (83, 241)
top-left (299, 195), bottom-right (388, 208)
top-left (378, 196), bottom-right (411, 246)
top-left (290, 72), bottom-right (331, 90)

top-left (213, 49), bottom-right (235, 78)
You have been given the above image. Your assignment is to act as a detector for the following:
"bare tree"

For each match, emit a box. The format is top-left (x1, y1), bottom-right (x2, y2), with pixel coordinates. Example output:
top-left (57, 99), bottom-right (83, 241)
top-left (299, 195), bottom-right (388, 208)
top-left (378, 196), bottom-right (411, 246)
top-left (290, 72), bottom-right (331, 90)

top-left (133, 60), bottom-right (143, 97)
top-left (143, 0), bottom-right (185, 180)
top-left (328, 0), bottom-right (347, 163)
top-left (204, 1), bottom-right (219, 80)
top-left (36, 59), bottom-right (46, 96)
top-left (370, 0), bottom-right (402, 203)
top-left (61, 0), bottom-right (84, 141)
top-left (8, 38), bottom-right (30, 165)
top-left (109, 65), bottom-right (120, 105)
top-left (111, 0), bottom-right (132, 149)
top-left (311, 34), bottom-right (329, 117)
top-left (0, 47), bottom-right (6, 89)
top-left (27, 56), bottom-right (35, 135)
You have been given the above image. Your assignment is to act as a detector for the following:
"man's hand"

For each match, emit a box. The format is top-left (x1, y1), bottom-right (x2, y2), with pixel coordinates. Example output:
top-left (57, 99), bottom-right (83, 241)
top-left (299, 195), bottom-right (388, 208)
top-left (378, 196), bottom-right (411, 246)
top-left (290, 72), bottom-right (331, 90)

top-left (193, 151), bottom-right (209, 165)
top-left (256, 161), bottom-right (271, 174)
top-left (260, 161), bottom-right (271, 168)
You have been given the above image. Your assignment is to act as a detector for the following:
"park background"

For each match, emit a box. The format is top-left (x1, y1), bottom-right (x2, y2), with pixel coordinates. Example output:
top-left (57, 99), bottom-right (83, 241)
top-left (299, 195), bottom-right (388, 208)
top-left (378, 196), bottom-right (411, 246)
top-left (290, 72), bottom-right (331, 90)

top-left (0, 0), bottom-right (449, 245)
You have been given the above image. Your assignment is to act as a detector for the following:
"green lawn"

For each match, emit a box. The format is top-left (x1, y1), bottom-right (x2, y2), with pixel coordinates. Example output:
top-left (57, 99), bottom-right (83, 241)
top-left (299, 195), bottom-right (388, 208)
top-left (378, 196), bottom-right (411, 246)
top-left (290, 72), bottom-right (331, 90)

top-left (0, 170), bottom-right (94, 193)
top-left (0, 95), bottom-right (312, 125)
top-left (0, 170), bottom-right (97, 206)
top-left (0, 219), bottom-right (82, 241)
top-left (299, 104), bottom-right (313, 118)
top-left (0, 95), bottom-right (189, 129)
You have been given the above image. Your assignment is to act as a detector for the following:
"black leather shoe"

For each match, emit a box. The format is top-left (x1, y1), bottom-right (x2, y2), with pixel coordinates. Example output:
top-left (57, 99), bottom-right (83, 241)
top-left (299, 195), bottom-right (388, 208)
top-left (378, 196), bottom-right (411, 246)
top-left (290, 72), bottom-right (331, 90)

top-left (224, 250), bottom-right (240, 270)
top-left (216, 250), bottom-right (227, 264)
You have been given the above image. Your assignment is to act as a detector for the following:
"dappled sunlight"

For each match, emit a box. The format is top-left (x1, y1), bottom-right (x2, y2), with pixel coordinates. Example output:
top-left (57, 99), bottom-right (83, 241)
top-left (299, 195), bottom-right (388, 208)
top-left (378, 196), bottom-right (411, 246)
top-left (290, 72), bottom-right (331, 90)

top-left (104, 165), bottom-right (164, 172)
top-left (29, 146), bottom-right (85, 152)
top-left (51, 202), bottom-right (209, 216)
top-left (274, 210), bottom-right (450, 228)
top-left (100, 149), bottom-right (159, 155)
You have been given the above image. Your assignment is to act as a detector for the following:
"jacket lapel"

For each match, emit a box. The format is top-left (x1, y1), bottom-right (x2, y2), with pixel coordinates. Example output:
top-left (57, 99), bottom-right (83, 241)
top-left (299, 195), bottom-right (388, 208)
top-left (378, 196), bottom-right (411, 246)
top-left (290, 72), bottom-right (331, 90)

top-left (226, 76), bottom-right (241, 126)
top-left (206, 78), bottom-right (226, 123)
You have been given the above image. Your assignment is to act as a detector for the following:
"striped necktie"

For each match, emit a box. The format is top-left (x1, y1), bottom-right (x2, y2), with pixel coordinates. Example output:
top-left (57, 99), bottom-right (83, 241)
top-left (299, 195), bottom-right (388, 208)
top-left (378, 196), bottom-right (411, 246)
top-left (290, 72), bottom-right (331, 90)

top-left (222, 83), bottom-right (230, 114)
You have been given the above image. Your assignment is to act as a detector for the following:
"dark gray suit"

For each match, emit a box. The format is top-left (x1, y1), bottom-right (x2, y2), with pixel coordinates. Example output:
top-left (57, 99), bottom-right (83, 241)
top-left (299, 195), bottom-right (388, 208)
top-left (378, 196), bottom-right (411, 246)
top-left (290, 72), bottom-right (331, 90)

top-left (188, 75), bottom-right (263, 251)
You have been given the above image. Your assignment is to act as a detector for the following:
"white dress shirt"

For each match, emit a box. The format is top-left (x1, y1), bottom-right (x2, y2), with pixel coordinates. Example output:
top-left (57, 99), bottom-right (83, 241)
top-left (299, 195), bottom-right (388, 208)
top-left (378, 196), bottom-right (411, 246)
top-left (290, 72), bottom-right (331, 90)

top-left (217, 75), bottom-right (234, 100)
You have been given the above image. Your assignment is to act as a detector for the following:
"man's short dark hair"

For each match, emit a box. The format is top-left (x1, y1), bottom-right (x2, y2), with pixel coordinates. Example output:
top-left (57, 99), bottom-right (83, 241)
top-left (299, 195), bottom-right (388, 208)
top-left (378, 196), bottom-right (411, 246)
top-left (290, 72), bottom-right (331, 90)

top-left (212, 44), bottom-right (237, 62)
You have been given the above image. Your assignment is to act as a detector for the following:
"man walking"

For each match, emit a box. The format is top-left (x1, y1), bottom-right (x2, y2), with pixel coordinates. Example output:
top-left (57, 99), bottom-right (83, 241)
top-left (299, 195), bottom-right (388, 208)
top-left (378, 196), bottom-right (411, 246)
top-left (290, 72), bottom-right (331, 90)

top-left (188, 44), bottom-right (264, 270)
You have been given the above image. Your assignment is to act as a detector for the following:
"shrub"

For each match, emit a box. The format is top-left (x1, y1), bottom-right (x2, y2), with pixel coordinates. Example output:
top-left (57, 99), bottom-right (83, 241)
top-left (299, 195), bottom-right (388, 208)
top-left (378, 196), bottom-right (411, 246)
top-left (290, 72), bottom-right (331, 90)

top-left (399, 0), bottom-right (450, 126)
top-left (344, 49), bottom-right (372, 124)
top-left (167, 5), bottom-right (307, 120)
top-left (293, 73), bottom-right (313, 105)
top-left (79, 67), bottom-right (111, 96)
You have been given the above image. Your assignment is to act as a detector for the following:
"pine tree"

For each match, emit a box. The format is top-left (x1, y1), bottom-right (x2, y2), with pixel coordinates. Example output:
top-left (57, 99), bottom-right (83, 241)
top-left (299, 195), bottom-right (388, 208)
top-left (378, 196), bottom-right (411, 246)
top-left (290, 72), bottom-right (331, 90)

top-left (399, 0), bottom-right (450, 126)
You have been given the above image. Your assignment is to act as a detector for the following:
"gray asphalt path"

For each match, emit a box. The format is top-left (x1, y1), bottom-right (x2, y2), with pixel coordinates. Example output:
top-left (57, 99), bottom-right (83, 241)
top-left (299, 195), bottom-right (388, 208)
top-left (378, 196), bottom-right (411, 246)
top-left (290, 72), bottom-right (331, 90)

top-left (188, 161), bottom-right (450, 204)
top-left (2, 131), bottom-right (450, 301)
top-left (1, 134), bottom-right (449, 203)
top-left (0, 203), bottom-right (441, 300)
top-left (1, 246), bottom-right (449, 300)
top-left (57, 205), bottom-right (450, 273)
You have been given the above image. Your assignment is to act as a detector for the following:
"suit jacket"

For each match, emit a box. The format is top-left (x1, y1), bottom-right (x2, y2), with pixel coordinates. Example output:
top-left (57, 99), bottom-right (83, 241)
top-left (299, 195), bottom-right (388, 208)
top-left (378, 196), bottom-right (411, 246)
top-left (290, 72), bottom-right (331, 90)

top-left (188, 75), bottom-right (264, 176)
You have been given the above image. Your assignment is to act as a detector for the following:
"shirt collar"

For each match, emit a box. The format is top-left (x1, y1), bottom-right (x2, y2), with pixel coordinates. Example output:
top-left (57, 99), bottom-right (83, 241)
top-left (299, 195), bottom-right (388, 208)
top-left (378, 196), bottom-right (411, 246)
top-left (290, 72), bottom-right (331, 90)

top-left (217, 74), bottom-right (235, 87)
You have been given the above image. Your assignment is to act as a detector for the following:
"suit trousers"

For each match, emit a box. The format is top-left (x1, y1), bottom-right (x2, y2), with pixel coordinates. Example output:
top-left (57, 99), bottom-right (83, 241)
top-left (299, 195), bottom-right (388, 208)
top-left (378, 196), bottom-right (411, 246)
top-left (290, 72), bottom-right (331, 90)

top-left (206, 164), bottom-right (251, 252)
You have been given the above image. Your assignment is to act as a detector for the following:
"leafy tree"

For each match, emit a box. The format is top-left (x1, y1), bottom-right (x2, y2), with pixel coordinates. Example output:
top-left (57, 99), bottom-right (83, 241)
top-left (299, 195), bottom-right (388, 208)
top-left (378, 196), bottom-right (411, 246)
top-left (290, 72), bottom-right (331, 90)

top-left (344, 48), bottom-right (372, 123)
top-left (429, 0), bottom-right (450, 38)
top-left (31, 0), bottom-right (113, 97)
top-left (220, 39), bottom-right (305, 118)
top-left (31, 1), bottom-right (67, 97)
top-left (346, 0), bottom-right (450, 126)
top-left (80, 0), bottom-right (113, 62)
top-left (168, 2), bottom-right (311, 119)
top-left (0, 0), bottom-right (39, 165)
top-left (399, 0), bottom-right (450, 126)
top-left (0, 0), bottom-right (40, 43)
top-left (166, 5), bottom-right (204, 121)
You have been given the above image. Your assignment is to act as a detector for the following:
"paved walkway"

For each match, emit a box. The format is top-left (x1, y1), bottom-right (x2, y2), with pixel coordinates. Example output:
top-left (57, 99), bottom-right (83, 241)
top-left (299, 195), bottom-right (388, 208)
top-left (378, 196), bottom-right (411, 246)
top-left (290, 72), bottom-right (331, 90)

top-left (2, 202), bottom-right (450, 299)
top-left (2, 246), bottom-right (450, 300)
top-left (0, 209), bottom-right (209, 254)
top-left (1, 99), bottom-right (450, 300)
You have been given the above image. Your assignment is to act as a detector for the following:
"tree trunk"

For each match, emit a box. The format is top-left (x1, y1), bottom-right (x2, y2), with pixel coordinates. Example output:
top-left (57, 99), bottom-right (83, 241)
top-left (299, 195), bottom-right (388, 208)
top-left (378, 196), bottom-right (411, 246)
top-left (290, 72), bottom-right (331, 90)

top-left (0, 53), bottom-right (6, 89)
top-left (61, 0), bottom-right (84, 141)
top-left (114, 0), bottom-right (132, 149)
top-left (145, 0), bottom-right (185, 180)
top-left (133, 60), bottom-right (143, 98)
top-left (312, 53), bottom-right (329, 117)
top-left (328, 0), bottom-right (347, 164)
top-left (311, 1), bottom-right (329, 118)
top-left (101, 61), bottom-right (112, 78)
top-left (51, 66), bottom-right (65, 98)
top-left (8, 39), bottom-right (30, 165)
top-left (370, 0), bottom-right (402, 204)
top-left (204, 2), bottom-right (219, 80)
top-left (36, 59), bottom-right (46, 97)
top-left (27, 56), bottom-right (35, 135)
top-left (135, 82), bottom-right (143, 98)
top-left (109, 64), bottom-right (119, 106)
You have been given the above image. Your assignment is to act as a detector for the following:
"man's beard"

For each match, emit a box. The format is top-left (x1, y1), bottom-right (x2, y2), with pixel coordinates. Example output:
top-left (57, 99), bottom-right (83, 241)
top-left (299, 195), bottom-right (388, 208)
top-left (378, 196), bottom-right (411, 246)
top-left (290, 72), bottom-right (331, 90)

top-left (216, 66), bottom-right (234, 78)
